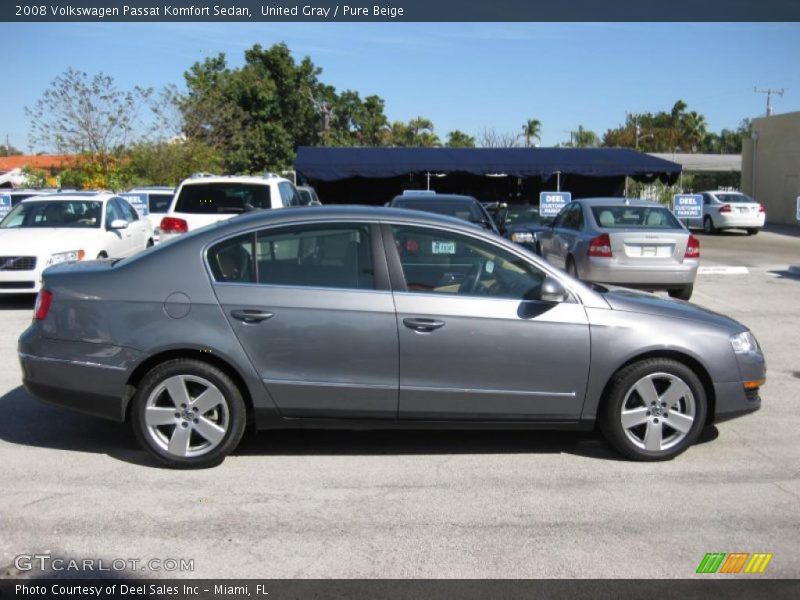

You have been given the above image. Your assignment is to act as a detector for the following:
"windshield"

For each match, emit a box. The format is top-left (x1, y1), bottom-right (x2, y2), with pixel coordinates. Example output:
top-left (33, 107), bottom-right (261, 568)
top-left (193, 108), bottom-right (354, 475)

top-left (503, 205), bottom-right (551, 227)
top-left (0, 200), bottom-right (103, 229)
top-left (393, 198), bottom-right (485, 223)
top-left (716, 193), bottom-right (755, 204)
top-left (175, 183), bottom-right (271, 214)
top-left (591, 205), bottom-right (681, 229)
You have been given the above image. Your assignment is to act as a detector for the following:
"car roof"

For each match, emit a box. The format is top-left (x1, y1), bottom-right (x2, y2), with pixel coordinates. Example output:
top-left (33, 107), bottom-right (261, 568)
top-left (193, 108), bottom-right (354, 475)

top-left (127, 186), bottom-right (174, 192)
top-left (392, 193), bottom-right (479, 203)
top-left (21, 191), bottom-right (116, 202)
top-left (179, 174), bottom-right (289, 186)
top-left (575, 197), bottom-right (665, 208)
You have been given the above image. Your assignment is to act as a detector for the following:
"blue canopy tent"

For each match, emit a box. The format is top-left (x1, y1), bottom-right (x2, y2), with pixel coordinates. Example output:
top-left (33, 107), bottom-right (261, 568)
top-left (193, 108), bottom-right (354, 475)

top-left (295, 147), bottom-right (682, 205)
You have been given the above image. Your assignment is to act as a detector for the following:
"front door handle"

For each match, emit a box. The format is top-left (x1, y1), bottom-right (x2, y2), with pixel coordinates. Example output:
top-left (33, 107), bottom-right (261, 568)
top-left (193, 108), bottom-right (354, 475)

top-left (403, 317), bottom-right (445, 333)
top-left (231, 309), bottom-right (274, 324)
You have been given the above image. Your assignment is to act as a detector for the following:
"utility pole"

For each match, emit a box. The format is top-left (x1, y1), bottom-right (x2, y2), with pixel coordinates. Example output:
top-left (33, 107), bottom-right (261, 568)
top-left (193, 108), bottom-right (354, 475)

top-left (754, 87), bottom-right (785, 116)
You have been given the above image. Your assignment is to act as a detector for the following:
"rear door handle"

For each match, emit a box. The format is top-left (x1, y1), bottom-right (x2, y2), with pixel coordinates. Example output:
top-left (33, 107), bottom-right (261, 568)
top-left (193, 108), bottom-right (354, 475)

top-left (231, 309), bottom-right (274, 324)
top-left (403, 317), bottom-right (445, 333)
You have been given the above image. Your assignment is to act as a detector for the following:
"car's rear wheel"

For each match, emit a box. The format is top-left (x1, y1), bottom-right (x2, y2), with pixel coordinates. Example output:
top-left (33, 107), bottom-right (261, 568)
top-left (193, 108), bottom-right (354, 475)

top-left (703, 216), bottom-right (716, 234)
top-left (131, 359), bottom-right (246, 469)
top-left (534, 242), bottom-right (542, 256)
top-left (599, 358), bottom-right (707, 461)
top-left (668, 285), bottom-right (693, 301)
top-left (746, 228), bottom-right (759, 236)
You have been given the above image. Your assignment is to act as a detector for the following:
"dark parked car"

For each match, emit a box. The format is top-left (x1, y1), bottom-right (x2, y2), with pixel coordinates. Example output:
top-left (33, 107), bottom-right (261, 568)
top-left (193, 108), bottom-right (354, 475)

top-left (19, 207), bottom-right (764, 468)
top-left (389, 193), bottom-right (499, 234)
top-left (492, 204), bottom-right (554, 252)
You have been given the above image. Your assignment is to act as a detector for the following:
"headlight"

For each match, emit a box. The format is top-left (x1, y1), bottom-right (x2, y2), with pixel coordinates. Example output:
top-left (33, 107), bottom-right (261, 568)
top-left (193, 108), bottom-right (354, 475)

top-left (46, 249), bottom-right (85, 266)
top-left (511, 232), bottom-right (534, 243)
top-left (730, 331), bottom-right (760, 354)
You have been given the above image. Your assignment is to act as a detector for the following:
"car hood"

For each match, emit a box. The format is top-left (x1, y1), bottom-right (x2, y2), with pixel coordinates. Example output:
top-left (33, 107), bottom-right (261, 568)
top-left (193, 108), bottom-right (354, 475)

top-left (0, 228), bottom-right (100, 256)
top-left (602, 287), bottom-right (745, 332)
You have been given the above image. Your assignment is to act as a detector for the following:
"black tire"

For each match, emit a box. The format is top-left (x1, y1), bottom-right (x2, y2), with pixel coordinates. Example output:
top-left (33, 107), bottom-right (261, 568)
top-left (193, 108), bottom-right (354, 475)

top-left (566, 256), bottom-right (579, 279)
top-left (668, 285), bottom-right (693, 301)
top-left (746, 228), bottom-right (759, 236)
top-left (131, 359), bottom-right (247, 469)
top-left (97, 251), bottom-right (108, 259)
top-left (702, 216), bottom-right (716, 234)
top-left (534, 242), bottom-right (542, 256)
top-left (146, 238), bottom-right (154, 247)
top-left (598, 358), bottom-right (707, 461)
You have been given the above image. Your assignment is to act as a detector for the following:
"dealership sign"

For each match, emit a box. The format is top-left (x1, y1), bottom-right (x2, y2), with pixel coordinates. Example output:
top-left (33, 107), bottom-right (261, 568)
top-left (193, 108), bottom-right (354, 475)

top-left (672, 194), bottom-right (703, 219)
top-left (120, 193), bottom-right (149, 217)
top-left (539, 192), bottom-right (572, 218)
top-left (0, 194), bottom-right (11, 220)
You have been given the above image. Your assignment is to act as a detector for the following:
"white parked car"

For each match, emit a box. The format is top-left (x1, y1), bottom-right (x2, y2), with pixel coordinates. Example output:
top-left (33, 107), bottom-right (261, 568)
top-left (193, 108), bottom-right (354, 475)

top-left (159, 174), bottom-right (300, 242)
top-left (688, 191), bottom-right (766, 235)
top-left (123, 186), bottom-right (175, 243)
top-left (0, 192), bottom-right (153, 294)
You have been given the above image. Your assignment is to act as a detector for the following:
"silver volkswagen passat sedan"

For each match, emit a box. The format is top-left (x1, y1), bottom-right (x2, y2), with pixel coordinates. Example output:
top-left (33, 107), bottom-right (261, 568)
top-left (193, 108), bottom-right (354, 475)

top-left (537, 198), bottom-right (699, 300)
top-left (18, 207), bottom-right (764, 468)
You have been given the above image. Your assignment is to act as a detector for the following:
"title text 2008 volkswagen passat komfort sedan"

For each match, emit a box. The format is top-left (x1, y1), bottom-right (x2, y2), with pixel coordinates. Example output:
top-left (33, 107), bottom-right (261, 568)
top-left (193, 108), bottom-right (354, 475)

top-left (19, 207), bottom-right (765, 468)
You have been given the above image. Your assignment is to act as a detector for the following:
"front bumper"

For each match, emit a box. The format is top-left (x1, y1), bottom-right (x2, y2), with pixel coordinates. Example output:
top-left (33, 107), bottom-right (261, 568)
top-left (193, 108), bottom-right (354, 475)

top-left (712, 349), bottom-right (766, 423)
top-left (18, 329), bottom-right (146, 422)
top-left (0, 267), bottom-right (42, 294)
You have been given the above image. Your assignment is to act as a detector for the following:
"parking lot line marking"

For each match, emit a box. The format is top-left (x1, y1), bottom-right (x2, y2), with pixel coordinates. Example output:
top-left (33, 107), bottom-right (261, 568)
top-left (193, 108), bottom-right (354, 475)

top-left (698, 266), bottom-right (750, 275)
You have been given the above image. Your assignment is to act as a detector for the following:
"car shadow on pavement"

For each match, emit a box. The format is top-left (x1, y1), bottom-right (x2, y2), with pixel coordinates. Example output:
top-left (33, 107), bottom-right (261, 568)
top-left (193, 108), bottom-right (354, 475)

top-left (0, 385), bottom-right (720, 467)
top-left (0, 295), bottom-right (36, 310)
top-left (769, 269), bottom-right (800, 281)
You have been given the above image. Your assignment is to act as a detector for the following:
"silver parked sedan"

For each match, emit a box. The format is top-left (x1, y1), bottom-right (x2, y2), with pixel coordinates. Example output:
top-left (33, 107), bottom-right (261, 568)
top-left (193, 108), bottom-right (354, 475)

top-left (537, 198), bottom-right (699, 300)
top-left (19, 206), bottom-right (763, 468)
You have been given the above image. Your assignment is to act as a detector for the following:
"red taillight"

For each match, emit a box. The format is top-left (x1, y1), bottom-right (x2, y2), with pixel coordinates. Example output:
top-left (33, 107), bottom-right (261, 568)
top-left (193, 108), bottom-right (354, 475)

top-left (684, 235), bottom-right (700, 260)
top-left (719, 204), bottom-right (732, 213)
top-left (587, 233), bottom-right (613, 258)
top-left (160, 217), bottom-right (188, 234)
top-left (34, 290), bottom-right (53, 320)
top-left (758, 204), bottom-right (765, 214)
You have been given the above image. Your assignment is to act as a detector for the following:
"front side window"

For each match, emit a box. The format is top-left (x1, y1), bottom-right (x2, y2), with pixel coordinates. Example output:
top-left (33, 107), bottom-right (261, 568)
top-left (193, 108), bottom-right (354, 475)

top-left (116, 198), bottom-right (139, 222)
top-left (208, 224), bottom-right (375, 291)
top-left (391, 225), bottom-right (546, 301)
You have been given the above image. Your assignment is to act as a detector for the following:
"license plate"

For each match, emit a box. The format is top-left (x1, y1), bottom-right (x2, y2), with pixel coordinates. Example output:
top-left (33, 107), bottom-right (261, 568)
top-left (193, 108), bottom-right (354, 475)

top-left (432, 241), bottom-right (456, 254)
top-left (642, 245), bottom-right (658, 257)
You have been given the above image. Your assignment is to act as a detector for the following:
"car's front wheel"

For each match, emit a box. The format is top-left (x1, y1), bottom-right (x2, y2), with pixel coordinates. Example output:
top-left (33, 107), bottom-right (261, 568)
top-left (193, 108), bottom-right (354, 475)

top-left (599, 358), bottom-right (707, 461)
top-left (131, 359), bottom-right (247, 468)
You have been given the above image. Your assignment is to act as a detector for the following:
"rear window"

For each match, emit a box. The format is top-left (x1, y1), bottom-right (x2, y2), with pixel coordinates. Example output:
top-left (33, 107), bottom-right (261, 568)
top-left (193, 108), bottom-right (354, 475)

top-left (591, 206), bottom-right (681, 229)
top-left (175, 183), bottom-right (271, 214)
top-left (393, 198), bottom-right (483, 222)
top-left (715, 193), bottom-right (754, 204)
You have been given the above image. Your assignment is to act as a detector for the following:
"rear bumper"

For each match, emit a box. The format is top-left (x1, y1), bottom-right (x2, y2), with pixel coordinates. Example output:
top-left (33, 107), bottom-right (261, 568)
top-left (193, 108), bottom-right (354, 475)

top-left (18, 329), bottom-right (145, 422)
top-left (715, 214), bottom-right (766, 229)
top-left (578, 257), bottom-right (698, 288)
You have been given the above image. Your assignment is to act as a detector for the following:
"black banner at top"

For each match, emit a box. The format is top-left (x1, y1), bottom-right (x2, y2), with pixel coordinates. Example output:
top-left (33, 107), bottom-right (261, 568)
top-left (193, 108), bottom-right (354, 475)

top-left (3, 0), bottom-right (800, 22)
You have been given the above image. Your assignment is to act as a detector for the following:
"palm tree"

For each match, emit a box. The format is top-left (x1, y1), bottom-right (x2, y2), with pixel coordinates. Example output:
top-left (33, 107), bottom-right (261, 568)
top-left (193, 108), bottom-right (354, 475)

top-left (574, 125), bottom-right (599, 148)
top-left (682, 111), bottom-right (707, 152)
top-left (521, 119), bottom-right (542, 147)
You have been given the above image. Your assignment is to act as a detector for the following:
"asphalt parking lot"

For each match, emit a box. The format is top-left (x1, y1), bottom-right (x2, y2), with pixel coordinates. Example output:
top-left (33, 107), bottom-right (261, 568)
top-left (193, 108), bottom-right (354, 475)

top-left (1, 226), bottom-right (799, 579)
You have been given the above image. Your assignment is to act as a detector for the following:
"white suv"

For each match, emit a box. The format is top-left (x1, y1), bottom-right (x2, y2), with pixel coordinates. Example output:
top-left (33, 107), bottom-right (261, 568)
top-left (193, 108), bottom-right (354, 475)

top-left (159, 174), bottom-right (300, 242)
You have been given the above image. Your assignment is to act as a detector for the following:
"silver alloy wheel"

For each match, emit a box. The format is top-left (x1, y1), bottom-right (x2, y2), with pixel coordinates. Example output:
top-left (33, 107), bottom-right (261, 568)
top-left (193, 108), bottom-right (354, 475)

top-left (144, 374), bottom-right (229, 458)
top-left (619, 372), bottom-right (696, 452)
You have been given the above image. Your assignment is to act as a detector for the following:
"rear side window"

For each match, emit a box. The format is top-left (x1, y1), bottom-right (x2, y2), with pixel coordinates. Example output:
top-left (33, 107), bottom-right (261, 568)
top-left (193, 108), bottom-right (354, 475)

top-left (208, 224), bottom-right (375, 290)
top-left (148, 193), bottom-right (173, 213)
top-left (591, 206), bottom-right (681, 229)
top-left (278, 182), bottom-right (299, 207)
top-left (175, 183), bottom-right (271, 214)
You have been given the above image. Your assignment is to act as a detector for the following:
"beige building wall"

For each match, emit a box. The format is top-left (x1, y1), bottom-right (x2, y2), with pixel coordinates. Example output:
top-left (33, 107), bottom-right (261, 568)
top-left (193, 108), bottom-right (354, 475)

top-left (741, 110), bottom-right (800, 225)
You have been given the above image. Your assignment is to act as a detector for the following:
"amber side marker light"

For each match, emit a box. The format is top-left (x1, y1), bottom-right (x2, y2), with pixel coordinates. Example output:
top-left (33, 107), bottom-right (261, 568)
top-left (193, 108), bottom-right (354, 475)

top-left (743, 379), bottom-right (766, 390)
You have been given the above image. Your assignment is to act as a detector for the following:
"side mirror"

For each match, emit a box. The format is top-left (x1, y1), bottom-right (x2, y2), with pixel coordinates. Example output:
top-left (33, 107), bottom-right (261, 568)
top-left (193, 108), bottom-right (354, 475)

top-left (539, 276), bottom-right (568, 303)
top-left (109, 219), bottom-right (128, 230)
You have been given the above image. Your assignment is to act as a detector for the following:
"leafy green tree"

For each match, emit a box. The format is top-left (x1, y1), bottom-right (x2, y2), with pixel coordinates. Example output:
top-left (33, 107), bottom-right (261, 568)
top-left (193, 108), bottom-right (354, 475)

top-left (522, 119), bottom-right (542, 147)
top-left (386, 117), bottom-right (440, 147)
top-left (445, 130), bottom-right (476, 148)
top-left (564, 125), bottom-right (599, 148)
top-left (129, 140), bottom-right (223, 186)
top-left (0, 143), bottom-right (21, 156)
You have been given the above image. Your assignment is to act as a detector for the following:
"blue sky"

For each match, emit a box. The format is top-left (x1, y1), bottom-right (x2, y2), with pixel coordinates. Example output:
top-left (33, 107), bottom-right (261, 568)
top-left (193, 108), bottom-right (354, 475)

top-left (2, 22), bottom-right (799, 152)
